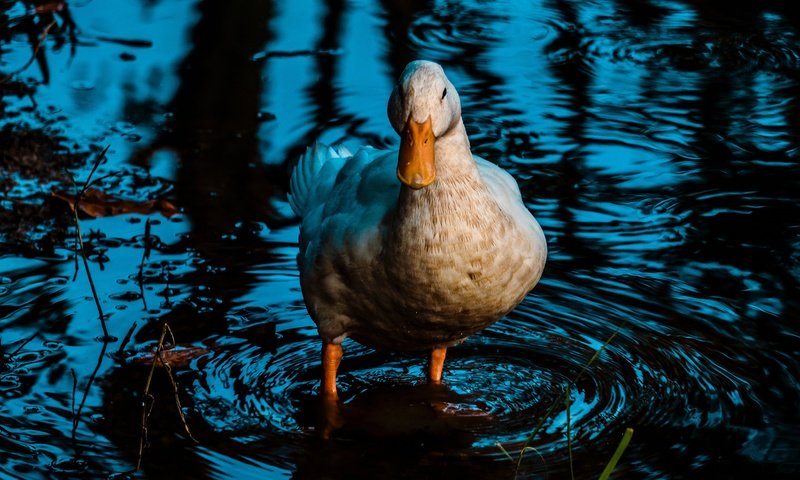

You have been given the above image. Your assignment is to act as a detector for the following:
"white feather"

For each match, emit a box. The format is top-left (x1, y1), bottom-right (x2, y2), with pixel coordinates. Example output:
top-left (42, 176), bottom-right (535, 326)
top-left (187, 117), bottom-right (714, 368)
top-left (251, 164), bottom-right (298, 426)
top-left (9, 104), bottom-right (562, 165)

top-left (288, 144), bottom-right (352, 217)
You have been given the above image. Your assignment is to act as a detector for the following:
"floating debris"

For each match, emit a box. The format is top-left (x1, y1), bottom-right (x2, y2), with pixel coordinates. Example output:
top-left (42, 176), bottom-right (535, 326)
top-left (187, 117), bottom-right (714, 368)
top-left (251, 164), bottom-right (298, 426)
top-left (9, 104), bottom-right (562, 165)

top-left (51, 188), bottom-right (179, 218)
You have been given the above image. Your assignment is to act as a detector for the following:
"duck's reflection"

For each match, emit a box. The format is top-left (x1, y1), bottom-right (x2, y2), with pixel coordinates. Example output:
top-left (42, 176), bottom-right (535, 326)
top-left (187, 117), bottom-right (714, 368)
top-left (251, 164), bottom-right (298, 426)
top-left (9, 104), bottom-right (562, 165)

top-left (317, 382), bottom-right (490, 441)
top-left (292, 381), bottom-right (511, 480)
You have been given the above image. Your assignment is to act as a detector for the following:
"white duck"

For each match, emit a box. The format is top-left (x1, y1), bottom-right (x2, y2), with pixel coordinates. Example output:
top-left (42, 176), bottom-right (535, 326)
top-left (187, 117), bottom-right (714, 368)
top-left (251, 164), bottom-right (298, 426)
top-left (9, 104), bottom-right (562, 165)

top-left (289, 60), bottom-right (546, 404)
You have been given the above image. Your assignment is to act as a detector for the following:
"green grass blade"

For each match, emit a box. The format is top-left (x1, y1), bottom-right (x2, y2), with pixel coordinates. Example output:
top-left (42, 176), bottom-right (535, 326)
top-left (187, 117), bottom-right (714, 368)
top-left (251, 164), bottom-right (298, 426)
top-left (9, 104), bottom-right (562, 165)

top-left (496, 442), bottom-right (515, 462)
top-left (512, 329), bottom-right (621, 479)
top-left (598, 427), bottom-right (634, 480)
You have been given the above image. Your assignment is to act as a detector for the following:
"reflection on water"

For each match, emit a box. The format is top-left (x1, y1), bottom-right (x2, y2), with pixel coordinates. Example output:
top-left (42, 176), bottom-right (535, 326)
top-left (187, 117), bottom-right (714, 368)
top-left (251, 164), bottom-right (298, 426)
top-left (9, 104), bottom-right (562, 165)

top-left (1, 0), bottom-right (800, 478)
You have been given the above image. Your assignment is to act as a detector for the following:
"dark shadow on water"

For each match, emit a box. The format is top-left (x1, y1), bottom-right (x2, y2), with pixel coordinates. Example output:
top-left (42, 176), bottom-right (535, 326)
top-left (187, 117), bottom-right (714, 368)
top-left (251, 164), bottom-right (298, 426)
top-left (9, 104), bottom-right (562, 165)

top-left (321, 382), bottom-right (489, 442)
top-left (290, 382), bottom-right (513, 480)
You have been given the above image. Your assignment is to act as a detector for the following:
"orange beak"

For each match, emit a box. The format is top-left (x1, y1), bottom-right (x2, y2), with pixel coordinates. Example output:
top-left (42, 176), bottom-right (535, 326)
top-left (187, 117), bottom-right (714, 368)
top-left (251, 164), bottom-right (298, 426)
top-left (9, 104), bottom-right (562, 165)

top-left (397, 116), bottom-right (435, 189)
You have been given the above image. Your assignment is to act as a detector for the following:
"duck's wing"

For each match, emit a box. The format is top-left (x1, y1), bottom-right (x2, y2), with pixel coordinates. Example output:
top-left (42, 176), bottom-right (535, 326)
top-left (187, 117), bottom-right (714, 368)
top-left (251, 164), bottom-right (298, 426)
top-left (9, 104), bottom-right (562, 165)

top-left (289, 144), bottom-right (353, 218)
top-left (294, 145), bottom-right (400, 269)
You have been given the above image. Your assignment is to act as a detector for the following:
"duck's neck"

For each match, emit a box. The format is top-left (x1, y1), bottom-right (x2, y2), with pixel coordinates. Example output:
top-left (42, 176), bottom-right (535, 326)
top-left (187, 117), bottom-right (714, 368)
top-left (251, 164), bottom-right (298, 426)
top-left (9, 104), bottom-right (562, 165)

top-left (428, 119), bottom-right (478, 183)
top-left (393, 119), bottom-right (495, 224)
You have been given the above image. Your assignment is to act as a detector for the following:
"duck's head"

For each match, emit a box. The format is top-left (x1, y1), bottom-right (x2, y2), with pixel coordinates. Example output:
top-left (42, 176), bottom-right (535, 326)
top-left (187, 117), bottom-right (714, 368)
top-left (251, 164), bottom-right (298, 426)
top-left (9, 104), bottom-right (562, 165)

top-left (388, 60), bottom-right (462, 189)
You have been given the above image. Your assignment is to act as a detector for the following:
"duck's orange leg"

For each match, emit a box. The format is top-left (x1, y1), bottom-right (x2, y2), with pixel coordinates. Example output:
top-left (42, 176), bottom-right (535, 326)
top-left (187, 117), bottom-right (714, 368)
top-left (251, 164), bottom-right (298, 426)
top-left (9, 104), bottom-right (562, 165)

top-left (319, 343), bottom-right (344, 439)
top-left (322, 342), bottom-right (343, 399)
top-left (428, 347), bottom-right (447, 384)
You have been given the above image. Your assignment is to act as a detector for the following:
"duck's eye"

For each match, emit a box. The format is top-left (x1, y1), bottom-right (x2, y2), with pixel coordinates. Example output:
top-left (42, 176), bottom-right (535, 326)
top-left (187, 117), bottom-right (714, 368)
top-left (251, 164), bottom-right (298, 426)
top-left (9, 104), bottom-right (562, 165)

top-left (441, 88), bottom-right (447, 100)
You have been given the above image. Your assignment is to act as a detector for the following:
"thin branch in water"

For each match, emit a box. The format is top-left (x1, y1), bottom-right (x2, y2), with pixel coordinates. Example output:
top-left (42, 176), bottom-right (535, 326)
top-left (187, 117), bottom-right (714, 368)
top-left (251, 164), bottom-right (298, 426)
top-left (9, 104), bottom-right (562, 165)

top-left (70, 368), bottom-right (77, 418)
top-left (137, 389), bottom-right (156, 471)
top-left (116, 321), bottom-right (137, 360)
top-left (78, 146), bottom-right (110, 198)
top-left (137, 323), bottom-right (198, 470)
top-left (66, 147), bottom-right (115, 452)
top-left (70, 146), bottom-right (111, 339)
top-left (137, 219), bottom-right (151, 311)
top-left (71, 340), bottom-right (109, 445)
top-left (0, 20), bottom-right (57, 84)
top-left (63, 174), bottom-right (81, 283)
top-left (10, 332), bottom-right (39, 356)
top-left (138, 323), bottom-right (167, 470)
top-left (156, 324), bottom-right (198, 444)
top-left (72, 188), bottom-right (107, 337)
top-left (71, 213), bottom-right (80, 281)
top-left (161, 264), bottom-right (173, 309)
top-left (64, 148), bottom-right (114, 453)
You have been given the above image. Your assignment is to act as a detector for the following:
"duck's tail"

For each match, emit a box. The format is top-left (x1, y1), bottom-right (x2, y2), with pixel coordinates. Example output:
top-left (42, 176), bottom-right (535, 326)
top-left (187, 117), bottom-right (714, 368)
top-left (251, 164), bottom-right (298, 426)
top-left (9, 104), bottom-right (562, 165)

top-left (288, 143), bottom-right (352, 218)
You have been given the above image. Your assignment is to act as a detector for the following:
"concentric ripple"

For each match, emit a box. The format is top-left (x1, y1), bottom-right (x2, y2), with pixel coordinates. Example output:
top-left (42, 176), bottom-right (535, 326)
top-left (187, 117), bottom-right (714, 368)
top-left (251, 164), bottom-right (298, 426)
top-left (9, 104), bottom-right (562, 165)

top-left (184, 276), bottom-right (772, 478)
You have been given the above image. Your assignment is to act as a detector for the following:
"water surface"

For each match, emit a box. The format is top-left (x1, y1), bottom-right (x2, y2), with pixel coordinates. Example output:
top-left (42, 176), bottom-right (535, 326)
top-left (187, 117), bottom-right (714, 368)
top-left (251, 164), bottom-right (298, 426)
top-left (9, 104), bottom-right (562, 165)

top-left (1, 0), bottom-right (799, 478)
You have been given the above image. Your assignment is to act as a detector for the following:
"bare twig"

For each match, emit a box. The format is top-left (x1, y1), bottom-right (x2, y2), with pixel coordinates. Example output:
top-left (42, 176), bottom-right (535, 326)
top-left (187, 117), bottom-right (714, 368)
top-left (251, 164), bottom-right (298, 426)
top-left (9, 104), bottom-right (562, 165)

top-left (71, 340), bottom-right (109, 443)
top-left (70, 146), bottom-right (111, 339)
top-left (66, 147), bottom-right (116, 452)
top-left (116, 321), bottom-right (137, 360)
top-left (137, 323), bottom-right (198, 470)
top-left (77, 146), bottom-right (110, 198)
top-left (137, 390), bottom-right (155, 470)
top-left (161, 264), bottom-right (172, 308)
top-left (71, 214), bottom-right (80, 281)
top-left (70, 368), bottom-right (77, 418)
top-left (72, 193), bottom-right (107, 337)
top-left (138, 323), bottom-right (167, 470)
top-left (10, 332), bottom-right (39, 356)
top-left (0, 20), bottom-right (57, 84)
top-left (137, 219), bottom-right (151, 311)
top-left (157, 325), bottom-right (198, 443)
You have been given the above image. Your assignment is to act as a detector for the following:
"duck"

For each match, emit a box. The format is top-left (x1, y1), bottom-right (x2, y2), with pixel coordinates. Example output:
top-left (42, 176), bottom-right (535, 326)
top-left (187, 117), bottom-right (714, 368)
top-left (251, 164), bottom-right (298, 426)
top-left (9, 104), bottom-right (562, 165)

top-left (289, 60), bottom-right (547, 407)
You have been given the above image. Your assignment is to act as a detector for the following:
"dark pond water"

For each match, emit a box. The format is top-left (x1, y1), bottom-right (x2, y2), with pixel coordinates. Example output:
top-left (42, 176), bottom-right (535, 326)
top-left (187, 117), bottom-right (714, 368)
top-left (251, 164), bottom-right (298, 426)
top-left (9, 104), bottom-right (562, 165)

top-left (2, 0), bottom-right (800, 478)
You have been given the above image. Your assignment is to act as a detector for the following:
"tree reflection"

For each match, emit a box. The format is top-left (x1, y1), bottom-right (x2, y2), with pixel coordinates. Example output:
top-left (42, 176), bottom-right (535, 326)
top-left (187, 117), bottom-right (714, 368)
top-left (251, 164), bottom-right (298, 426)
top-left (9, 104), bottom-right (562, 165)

top-left (103, 1), bottom-right (279, 475)
top-left (283, 0), bottom-right (351, 164)
top-left (379, 0), bottom-right (433, 80)
top-left (126, 0), bottom-right (281, 344)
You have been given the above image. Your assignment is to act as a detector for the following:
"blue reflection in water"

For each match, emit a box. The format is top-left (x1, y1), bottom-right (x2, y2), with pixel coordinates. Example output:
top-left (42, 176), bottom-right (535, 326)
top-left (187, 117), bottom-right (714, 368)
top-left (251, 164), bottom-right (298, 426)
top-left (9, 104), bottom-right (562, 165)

top-left (1, 0), bottom-right (799, 479)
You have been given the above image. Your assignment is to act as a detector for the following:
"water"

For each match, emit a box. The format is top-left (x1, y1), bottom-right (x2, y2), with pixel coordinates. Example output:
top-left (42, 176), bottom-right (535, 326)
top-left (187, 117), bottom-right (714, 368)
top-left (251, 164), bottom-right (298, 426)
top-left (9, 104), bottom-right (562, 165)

top-left (1, 0), bottom-right (799, 478)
